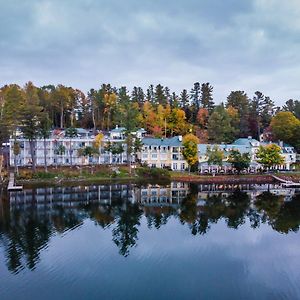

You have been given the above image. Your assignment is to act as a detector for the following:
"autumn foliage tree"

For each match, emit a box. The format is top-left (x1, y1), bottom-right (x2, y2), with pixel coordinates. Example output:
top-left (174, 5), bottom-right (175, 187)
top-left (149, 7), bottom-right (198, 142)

top-left (270, 112), bottom-right (300, 145)
top-left (182, 133), bottom-right (200, 173)
top-left (256, 144), bottom-right (284, 169)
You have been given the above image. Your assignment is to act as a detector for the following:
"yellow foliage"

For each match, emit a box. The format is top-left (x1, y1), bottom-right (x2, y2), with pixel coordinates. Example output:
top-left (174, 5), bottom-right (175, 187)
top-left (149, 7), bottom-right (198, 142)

top-left (94, 133), bottom-right (104, 148)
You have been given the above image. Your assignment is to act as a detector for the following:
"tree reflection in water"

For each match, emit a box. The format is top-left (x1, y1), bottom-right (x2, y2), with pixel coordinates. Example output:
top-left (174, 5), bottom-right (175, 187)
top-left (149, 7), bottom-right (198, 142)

top-left (0, 184), bottom-right (299, 273)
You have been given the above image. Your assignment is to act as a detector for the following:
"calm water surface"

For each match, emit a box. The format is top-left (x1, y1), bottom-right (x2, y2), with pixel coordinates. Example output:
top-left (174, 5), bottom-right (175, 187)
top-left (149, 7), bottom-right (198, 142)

top-left (0, 182), bottom-right (300, 300)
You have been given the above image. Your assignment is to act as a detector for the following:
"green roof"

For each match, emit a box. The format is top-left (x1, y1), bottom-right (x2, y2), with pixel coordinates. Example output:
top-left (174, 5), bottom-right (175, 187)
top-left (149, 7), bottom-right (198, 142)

top-left (142, 136), bottom-right (182, 147)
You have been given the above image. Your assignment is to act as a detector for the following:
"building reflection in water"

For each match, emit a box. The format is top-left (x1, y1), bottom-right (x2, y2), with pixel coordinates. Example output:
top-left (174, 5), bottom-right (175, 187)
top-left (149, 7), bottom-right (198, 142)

top-left (0, 183), bottom-right (299, 273)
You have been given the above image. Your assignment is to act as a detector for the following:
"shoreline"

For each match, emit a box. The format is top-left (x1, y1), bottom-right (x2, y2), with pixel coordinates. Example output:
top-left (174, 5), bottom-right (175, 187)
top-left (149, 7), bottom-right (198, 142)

top-left (10, 172), bottom-right (300, 188)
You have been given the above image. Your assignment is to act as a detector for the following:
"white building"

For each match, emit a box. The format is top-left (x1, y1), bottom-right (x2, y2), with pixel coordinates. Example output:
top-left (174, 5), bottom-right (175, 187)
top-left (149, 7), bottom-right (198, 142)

top-left (9, 126), bottom-right (148, 168)
top-left (198, 137), bottom-right (297, 173)
top-left (139, 136), bottom-right (187, 171)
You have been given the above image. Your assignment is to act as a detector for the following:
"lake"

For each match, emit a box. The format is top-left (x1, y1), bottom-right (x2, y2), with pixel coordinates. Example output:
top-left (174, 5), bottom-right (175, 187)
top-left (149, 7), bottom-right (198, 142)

top-left (0, 182), bottom-right (300, 300)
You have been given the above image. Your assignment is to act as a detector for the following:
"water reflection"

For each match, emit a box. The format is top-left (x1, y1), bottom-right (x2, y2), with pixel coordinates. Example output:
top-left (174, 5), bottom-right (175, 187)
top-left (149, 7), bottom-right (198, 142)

top-left (0, 183), bottom-right (299, 274)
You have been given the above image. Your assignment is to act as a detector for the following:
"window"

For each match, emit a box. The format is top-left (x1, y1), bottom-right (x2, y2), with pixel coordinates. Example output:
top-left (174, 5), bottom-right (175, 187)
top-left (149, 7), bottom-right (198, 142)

top-left (151, 153), bottom-right (157, 160)
top-left (173, 163), bottom-right (178, 170)
top-left (172, 154), bottom-right (179, 160)
top-left (142, 153), bottom-right (148, 160)
top-left (181, 163), bottom-right (185, 170)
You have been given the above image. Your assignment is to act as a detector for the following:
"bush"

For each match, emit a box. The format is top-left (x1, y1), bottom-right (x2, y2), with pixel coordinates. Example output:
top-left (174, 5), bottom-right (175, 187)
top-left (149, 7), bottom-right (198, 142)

top-left (136, 167), bottom-right (170, 180)
top-left (33, 172), bottom-right (57, 179)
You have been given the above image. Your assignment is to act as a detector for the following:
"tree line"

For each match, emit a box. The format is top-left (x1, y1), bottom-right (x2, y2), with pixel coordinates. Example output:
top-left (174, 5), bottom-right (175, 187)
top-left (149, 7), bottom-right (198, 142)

top-left (0, 81), bottom-right (300, 150)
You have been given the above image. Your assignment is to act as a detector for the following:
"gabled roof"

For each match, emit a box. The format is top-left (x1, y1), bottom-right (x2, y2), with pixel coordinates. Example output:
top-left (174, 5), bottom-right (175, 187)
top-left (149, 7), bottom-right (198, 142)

top-left (142, 136), bottom-right (182, 147)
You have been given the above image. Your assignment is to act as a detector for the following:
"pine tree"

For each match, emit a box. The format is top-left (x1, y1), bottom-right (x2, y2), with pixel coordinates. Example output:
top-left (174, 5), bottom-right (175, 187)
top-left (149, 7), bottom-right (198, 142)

top-left (207, 104), bottom-right (235, 143)
top-left (226, 91), bottom-right (250, 137)
top-left (200, 83), bottom-right (214, 113)
top-left (146, 84), bottom-right (155, 104)
top-left (180, 89), bottom-right (189, 109)
top-left (190, 82), bottom-right (201, 110)
top-left (21, 82), bottom-right (43, 172)
top-left (131, 86), bottom-right (144, 105)
top-left (154, 84), bottom-right (166, 106)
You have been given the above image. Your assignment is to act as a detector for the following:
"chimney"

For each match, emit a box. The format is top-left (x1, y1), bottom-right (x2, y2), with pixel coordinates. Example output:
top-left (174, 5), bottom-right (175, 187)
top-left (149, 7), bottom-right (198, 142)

top-left (248, 136), bottom-right (252, 140)
top-left (178, 135), bottom-right (182, 142)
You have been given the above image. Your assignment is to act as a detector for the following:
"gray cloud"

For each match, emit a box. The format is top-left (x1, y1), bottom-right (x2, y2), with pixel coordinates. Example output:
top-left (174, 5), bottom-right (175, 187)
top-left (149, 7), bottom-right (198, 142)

top-left (0, 0), bottom-right (300, 105)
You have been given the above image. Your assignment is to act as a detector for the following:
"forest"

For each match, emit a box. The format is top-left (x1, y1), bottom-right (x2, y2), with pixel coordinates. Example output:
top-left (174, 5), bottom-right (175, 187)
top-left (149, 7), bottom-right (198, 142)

top-left (0, 81), bottom-right (300, 151)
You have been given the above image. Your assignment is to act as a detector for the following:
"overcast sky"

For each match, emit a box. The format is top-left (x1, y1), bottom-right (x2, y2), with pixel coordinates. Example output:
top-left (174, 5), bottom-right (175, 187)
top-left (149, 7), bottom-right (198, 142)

top-left (1, 0), bottom-right (300, 105)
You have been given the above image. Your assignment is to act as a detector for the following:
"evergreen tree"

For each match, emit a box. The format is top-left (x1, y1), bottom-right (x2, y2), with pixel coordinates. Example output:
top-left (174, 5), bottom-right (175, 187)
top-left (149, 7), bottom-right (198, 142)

top-left (154, 84), bottom-right (166, 106)
top-left (146, 84), bottom-right (155, 104)
top-left (259, 96), bottom-right (276, 130)
top-left (171, 92), bottom-right (179, 108)
top-left (248, 91), bottom-right (263, 139)
top-left (131, 86), bottom-right (144, 105)
top-left (207, 104), bottom-right (235, 143)
top-left (21, 82), bottom-right (43, 172)
top-left (226, 91), bottom-right (250, 137)
top-left (200, 83), bottom-right (214, 113)
top-left (180, 89), bottom-right (189, 109)
top-left (190, 82), bottom-right (201, 110)
top-left (164, 86), bottom-right (171, 105)
top-left (283, 99), bottom-right (300, 119)
top-left (39, 113), bottom-right (51, 172)
top-left (117, 87), bottom-right (140, 131)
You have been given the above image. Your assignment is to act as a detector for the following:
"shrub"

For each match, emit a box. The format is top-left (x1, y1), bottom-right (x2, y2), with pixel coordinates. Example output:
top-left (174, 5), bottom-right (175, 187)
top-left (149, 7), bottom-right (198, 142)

top-left (32, 172), bottom-right (57, 179)
top-left (136, 167), bottom-right (170, 180)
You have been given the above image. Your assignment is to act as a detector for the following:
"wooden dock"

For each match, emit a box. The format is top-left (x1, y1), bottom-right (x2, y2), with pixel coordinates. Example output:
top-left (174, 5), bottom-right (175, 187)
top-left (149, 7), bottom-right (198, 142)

top-left (7, 173), bottom-right (23, 191)
top-left (272, 175), bottom-right (300, 187)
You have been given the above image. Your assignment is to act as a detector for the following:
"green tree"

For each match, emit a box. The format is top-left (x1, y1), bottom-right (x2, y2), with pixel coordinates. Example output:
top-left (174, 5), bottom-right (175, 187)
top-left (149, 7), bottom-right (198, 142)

top-left (226, 91), bottom-right (250, 137)
top-left (133, 137), bottom-right (143, 162)
top-left (55, 144), bottom-right (66, 168)
top-left (207, 104), bottom-right (235, 143)
top-left (116, 87), bottom-right (140, 131)
top-left (182, 133), bottom-right (200, 173)
top-left (206, 145), bottom-right (224, 166)
top-left (39, 114), bottom-right (51, 172)
top-left (228, 150), bottom-right (250, 173)
top-left (180, 89), bottom-right (189, 109)
top-left (131, 86), bottom-right (144, 104)
top-left (125, 133), bottom-right (134, 173)
top-left (259, 95), bottom-right (276, 130)
top-left (154, 84), bottom-right (166, 106)
top-left (65, 127), bottom-right (78, 166)
top-left (105, 142), bottom-right (124, 164)
top-left (12, 140), bottom-right (21, 175)
top-left (20, 82), bottom-right (43, 172)
top-left (200, 83), bottom-right (214, 113)
top-left (78, 146), bottom-right (99, 166)
top-left (283, 99), bottom-right (300, 119)
top-left (190, 82), bottom-right (201, 110)
top-left (256, 144), bottom-right (284, 169)
top-left (2, 84), bottom-right (25, 138)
